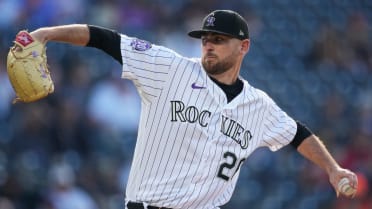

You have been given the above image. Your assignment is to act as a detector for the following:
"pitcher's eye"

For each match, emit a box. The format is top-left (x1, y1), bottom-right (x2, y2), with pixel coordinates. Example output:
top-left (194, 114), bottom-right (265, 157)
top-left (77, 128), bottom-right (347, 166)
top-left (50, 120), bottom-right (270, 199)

top-left (202, 36), bottom-right (228, 45)
top-left (201, 37), bottom-right (207, 45)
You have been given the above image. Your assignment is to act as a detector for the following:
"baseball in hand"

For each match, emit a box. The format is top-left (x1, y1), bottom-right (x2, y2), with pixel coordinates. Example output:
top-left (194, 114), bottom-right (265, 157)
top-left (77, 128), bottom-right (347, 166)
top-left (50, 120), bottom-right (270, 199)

top-left (338, 177), bottom-right (356, 196)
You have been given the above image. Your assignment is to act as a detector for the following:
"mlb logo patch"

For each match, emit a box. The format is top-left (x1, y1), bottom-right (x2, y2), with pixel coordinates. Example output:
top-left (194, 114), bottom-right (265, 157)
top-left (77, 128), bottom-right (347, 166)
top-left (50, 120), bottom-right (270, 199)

top-left (130, 39), bottom-right (152, 51)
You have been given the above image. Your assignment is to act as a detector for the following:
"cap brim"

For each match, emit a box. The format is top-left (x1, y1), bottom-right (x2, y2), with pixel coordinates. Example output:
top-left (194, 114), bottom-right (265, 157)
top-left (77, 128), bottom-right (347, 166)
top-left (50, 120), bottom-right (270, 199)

top-left (188, 29), bottom-right (236, 39)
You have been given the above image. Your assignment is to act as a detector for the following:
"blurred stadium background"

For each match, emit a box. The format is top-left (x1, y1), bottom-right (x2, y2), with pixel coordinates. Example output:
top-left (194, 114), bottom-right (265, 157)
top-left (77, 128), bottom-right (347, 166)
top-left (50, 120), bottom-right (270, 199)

top-left (0, 0), bottom-right (371, 209)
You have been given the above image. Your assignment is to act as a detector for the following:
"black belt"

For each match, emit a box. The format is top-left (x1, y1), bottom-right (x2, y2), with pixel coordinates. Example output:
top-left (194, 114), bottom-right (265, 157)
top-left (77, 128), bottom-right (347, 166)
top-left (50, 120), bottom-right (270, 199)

top-left (127, 202), bottom-right (172, 209)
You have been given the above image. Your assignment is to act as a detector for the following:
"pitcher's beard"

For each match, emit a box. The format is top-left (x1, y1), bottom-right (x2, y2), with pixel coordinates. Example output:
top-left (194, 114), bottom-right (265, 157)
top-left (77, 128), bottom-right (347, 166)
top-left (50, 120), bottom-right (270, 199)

top-left (202, 53), bottom-right (237, 75)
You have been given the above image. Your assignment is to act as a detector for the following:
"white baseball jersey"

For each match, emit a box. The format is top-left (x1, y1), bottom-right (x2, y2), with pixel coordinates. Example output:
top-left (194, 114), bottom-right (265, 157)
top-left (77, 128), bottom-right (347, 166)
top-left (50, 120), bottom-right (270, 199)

top-left (120, 34), bottom-right (297, 209)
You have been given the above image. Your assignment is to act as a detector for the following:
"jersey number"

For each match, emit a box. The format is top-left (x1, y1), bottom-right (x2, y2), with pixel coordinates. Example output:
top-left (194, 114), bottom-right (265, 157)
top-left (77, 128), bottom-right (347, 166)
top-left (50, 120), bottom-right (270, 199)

top-left (217, 152), bottom-right (246, 181)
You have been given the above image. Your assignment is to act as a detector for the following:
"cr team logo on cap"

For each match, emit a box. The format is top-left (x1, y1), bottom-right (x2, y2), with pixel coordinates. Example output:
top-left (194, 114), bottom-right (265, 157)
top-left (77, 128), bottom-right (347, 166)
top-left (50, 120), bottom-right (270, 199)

top-left (188, 10), bottom-right (249, 40)
top-left (205, 15), bottom-right (216, 27)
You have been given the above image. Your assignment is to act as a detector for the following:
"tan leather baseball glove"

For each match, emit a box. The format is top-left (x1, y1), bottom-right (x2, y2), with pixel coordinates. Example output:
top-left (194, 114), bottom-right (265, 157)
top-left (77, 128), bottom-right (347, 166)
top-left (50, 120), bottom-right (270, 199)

top-left (7, 30), bottom-right (54, 103)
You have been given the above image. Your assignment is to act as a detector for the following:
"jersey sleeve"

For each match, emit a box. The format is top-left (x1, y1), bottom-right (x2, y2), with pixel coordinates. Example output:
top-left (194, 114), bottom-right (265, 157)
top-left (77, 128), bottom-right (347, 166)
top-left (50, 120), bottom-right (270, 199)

top-left (260, 98), bottom-right (297, 151)
top-left (119, 34), bottom-right (180, 101)
top-left (86, 25), bottom-right (122, 64)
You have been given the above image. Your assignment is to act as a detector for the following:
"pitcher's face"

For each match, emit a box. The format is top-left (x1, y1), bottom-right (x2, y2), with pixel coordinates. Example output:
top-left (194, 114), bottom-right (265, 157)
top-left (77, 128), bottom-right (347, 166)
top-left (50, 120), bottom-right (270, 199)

top-left (201, 33), bottom-right (242, 75)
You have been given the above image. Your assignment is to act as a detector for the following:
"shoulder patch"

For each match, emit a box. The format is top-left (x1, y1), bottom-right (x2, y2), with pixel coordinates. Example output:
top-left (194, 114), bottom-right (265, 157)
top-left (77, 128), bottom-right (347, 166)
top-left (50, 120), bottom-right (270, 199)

top-left (130, 38), bottom-right (152, 51)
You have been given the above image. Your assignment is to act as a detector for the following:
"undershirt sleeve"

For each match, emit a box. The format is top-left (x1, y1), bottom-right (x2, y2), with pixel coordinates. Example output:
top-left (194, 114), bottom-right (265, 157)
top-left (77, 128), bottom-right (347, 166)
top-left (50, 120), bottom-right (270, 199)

top-left (290, 121), bottom-right (313, 149)
top-left (85, 25), bottom-right (122, 64)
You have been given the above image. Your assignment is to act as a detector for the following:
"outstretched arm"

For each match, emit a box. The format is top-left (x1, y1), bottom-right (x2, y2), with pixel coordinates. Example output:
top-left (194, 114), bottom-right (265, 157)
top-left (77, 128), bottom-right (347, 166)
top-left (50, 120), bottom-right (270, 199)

top-left (30, 24), bottom-right (90, 46)
top-left (297, 135), bottom-right (358, 197)
top-left (29, 24), bottom-right (122, 64)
